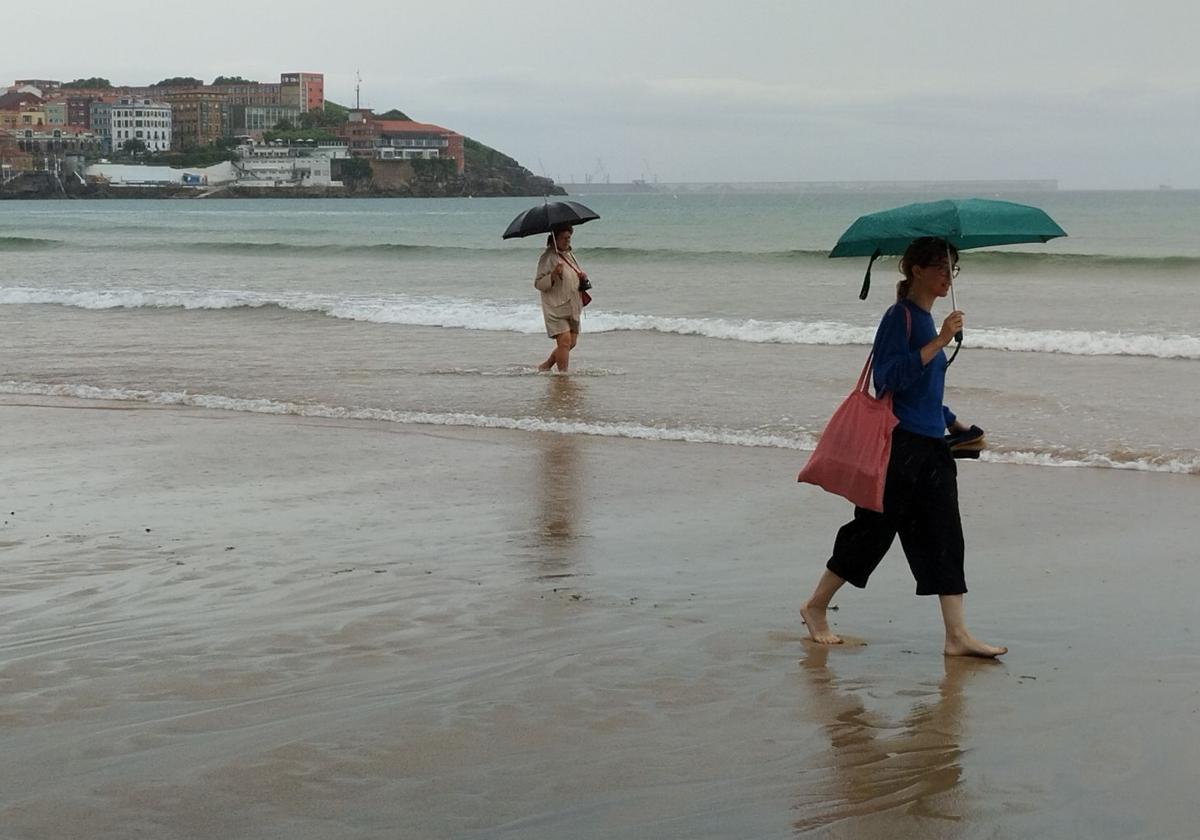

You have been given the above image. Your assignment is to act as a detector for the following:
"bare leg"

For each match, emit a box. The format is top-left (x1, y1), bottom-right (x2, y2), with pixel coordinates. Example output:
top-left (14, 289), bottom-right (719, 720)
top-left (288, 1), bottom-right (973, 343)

top-left (939, 594), bottom-right (1007, 658)
top-left (538, 333), bottom-right (573, 372)
top-left (802, 569), bottom-right (846, 644)
top-left (552, 332), bottom-right (573, 372)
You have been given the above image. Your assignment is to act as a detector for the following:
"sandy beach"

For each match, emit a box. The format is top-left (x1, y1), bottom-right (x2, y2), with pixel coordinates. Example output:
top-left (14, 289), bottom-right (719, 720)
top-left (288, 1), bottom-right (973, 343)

top-left (2, 393), bottom-right (1198, 840)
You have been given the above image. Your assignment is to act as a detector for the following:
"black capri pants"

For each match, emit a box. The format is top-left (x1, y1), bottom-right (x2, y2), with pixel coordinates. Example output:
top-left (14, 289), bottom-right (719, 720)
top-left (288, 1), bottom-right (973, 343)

top-left (826, 428), bottom-right (966, 596)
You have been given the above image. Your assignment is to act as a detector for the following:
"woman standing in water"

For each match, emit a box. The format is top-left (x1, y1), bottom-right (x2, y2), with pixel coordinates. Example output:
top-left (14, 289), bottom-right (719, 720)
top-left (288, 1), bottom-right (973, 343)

top-left (535, 225), bottom-right (588, 373)
top-left (801, 237), bottom-right (1006, 658)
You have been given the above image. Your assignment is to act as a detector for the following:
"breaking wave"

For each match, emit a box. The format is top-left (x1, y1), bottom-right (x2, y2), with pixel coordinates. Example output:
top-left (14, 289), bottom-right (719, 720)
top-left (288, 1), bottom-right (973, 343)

top-left (0, 236), bottom-right (62, 251)
top-left (10, 235), bottom-right (1200, 270)
top-left (3, 380), bottom-right (1197, 475)
top-left (5, 286), bottom-right (1200, 360)
top-left (0, 381), bottom-right (814, 451)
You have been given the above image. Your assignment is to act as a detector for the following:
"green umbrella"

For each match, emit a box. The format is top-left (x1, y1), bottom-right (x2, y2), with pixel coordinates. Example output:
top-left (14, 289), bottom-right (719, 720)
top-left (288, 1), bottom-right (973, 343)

top-left (830, 197), bottom-right (1067, 265)
top-left (830, 197), bottom-right (1067, 358)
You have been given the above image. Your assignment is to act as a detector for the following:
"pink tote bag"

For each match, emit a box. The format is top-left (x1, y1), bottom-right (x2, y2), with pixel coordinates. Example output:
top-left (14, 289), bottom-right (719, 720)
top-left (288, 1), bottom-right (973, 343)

top-left (797, 351), bottom-right (898, 512)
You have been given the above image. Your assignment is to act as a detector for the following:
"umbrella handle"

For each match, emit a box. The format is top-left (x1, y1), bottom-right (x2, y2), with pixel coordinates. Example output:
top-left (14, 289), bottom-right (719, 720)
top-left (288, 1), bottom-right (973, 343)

top-left (946, 337), bottom-right (962, 367)
top-left (948, 243), bottom-right (963, 343)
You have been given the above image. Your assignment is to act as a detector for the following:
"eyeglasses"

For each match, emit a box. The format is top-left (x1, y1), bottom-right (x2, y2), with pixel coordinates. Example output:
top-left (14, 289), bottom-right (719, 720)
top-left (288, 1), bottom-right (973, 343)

top-left (925, 261), bottom-right (961, 278)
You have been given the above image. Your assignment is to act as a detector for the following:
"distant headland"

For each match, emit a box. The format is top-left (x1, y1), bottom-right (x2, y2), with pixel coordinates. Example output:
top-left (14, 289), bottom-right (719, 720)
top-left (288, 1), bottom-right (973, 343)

top-left (1, 73), bottom-right (564, 198)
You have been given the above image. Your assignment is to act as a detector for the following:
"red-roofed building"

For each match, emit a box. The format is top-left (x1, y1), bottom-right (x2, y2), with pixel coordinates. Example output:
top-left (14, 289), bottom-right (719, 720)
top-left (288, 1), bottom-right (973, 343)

top-left (0, 90), bottom-right (45, 112)
top-left (335, 110), bottom-right (464, 174)
top-left (0, 91), bottom-right (48, 132)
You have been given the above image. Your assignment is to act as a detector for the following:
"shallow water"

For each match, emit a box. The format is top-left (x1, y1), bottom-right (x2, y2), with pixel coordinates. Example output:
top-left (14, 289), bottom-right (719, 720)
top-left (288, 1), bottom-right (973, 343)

top-left (3, 192), bottom-right (1200, 474)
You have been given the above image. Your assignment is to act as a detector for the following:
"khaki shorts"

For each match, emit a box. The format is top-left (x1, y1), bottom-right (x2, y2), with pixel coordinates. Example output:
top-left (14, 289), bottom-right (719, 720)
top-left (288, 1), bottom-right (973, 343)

top-left (544, 313), bottom-right (581, 338)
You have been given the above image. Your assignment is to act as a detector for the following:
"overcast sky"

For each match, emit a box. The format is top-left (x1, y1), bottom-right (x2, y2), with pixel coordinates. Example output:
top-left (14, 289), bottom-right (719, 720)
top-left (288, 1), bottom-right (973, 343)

top-left (10, 1), bottom-right (1199, 188)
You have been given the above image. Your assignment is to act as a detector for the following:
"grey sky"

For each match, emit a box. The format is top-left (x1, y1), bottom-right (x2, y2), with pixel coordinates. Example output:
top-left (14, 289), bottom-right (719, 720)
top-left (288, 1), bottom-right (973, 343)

top-left (13, 0), bottom-right (1200, 187)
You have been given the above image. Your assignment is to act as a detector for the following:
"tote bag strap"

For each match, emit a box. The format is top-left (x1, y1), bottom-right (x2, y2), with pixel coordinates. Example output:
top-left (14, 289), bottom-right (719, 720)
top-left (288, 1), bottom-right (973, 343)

top-left (858, 304), bottom-right (912, 397)
top-left (855, 351), bottom-right (875, 394)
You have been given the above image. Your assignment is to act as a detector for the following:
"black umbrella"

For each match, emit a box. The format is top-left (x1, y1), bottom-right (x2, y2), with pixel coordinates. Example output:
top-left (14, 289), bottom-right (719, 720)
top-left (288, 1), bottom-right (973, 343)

top-left (502, 200), bottom-right (600, 239)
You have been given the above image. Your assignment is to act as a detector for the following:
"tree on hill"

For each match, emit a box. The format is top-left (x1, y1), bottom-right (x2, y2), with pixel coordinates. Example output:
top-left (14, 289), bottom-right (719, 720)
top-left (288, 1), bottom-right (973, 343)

top-left (63, 77), bottom-right (112, 89)
top-left (324, 100), bottom-right (349, 116)
top-left (212, 76), bottom-right (257, 85)
top-left (376, 108), bottom-right (411, 121)
top-left (461, 137), bottom-right (563, 196)
top-left (463, 137), bottom-right (522, 170)
top-left (152, 76), bottom-right (203, 87)
top-left (298, 109), bottom-right (345, 129)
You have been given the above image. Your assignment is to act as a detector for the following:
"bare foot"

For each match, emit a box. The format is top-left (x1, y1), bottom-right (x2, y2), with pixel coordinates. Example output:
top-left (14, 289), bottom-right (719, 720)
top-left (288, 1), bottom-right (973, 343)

top-left (944, 633), bottom-right (1007, 658)
top-left (536, 360), bottom-right (554, 372)
top-left (801, 603), bottom-right (843, 645)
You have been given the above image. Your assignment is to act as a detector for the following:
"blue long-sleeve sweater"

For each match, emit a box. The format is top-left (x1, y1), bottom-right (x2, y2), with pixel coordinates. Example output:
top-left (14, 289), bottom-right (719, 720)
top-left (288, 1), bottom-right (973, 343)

top-left (871, 298), bottom-right (956, 439)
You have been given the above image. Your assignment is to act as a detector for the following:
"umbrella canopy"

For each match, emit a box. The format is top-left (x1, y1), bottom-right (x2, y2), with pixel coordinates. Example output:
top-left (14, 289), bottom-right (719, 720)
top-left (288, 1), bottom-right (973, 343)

top-left (502, 201), bottom-right (600, 239)
top-left (829, 198), bottom-right (1067, 259)
top-left (830, 198), bottom-right (1067, 301)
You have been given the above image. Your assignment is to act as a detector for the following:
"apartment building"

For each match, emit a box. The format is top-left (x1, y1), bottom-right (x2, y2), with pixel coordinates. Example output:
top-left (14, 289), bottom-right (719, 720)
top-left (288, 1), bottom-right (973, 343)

top-left (105, 97), bottom-right (172, 153)
top-left (208, 72), bottom-right (324, 113)
top-left (162, 89), bottom-right (227, 149)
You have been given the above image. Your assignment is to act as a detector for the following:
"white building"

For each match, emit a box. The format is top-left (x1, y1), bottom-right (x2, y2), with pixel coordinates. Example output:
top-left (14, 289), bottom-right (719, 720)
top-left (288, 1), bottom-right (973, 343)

top-left (84, 160), bottom-right (237, 186)
top-left (108, 97), bottom-right (172, 153)
top-left (233, 140), bottom-right (347, 187)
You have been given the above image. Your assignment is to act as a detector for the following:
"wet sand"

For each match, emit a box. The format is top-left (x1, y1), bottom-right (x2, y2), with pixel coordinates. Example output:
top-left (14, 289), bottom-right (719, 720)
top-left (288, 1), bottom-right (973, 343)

top-left (2, 390), bottom-right (1198, 840)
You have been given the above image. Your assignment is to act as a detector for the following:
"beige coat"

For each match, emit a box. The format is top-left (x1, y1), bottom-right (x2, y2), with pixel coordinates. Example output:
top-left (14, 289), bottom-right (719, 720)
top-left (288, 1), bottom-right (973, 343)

top-left (534, 247), bottom-right (582, 322)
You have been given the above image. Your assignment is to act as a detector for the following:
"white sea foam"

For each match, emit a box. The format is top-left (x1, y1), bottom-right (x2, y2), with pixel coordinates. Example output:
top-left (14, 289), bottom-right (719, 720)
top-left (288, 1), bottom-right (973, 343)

top-left (980, 449), bottom-right (1200, 475)
top-left (5, 286), bottom-right (1200, 359)
top-left (4, 380), bottom-right (1198, 475)
top-left (0, 381), bottom-right (814, 450)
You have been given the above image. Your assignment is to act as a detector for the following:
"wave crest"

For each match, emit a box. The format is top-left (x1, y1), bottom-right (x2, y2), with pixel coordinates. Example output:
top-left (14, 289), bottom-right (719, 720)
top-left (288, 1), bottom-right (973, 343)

top-left (3, 380), bottom-right (1197, 474)
top-left (0, 236), bottom-right (61, 250)
top-left (10, 235), bottom-right (1200, 270)
top-left (5, 286), bottom-right (1200, 359)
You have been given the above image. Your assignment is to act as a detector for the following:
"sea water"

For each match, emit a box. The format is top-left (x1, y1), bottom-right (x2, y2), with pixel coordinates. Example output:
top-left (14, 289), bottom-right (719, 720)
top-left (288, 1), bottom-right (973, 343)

top-left (2, 191), bottom-right (1198, 474)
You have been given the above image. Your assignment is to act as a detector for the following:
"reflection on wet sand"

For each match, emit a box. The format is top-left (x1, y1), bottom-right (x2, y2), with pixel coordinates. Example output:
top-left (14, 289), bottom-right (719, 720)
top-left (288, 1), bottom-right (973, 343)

top-left (794, 645), bottom-right (996, 836)
top-left (531, 377), bottom-right (585, 573)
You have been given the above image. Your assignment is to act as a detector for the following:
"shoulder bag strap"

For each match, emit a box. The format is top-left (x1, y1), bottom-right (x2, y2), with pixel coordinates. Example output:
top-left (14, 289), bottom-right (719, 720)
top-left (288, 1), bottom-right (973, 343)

top-left (863, 303), bottom-right (912, 398)
top-left (856, 350), bottom-right (875, 394)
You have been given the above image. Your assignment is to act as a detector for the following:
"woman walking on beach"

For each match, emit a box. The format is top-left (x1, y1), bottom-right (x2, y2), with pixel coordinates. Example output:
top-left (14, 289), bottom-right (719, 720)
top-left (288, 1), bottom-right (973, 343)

top-left (801, 237), bottom-right (1007, 658)
top-left (535, 225), bottom-right (588, 373)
